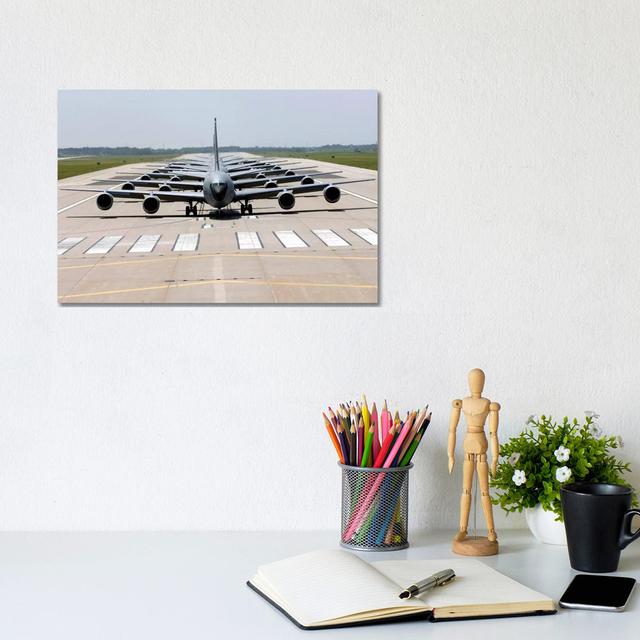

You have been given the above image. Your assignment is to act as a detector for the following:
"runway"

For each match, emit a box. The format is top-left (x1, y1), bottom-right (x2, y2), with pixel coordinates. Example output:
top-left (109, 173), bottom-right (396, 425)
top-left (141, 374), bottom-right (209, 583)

top-left (57, 155), bottom-right (378, 304)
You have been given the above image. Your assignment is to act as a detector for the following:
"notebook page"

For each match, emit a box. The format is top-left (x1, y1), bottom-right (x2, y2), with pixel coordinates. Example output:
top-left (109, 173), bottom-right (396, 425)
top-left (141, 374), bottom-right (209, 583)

top-left (372, 559), bottom-right (552, 609)
top-left (255, 550), bottom-right (426, 625)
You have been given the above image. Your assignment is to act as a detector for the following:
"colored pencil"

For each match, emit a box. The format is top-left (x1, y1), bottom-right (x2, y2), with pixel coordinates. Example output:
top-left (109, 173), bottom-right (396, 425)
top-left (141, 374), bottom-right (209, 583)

top-left (336, 422), bottom-right (350, 465)
top-left (361, 395), bottom-right (370, 433)
top-left (356, 417), bottom-right (364, 465)
top-left (373, 422), bottom-right (397, 467)
top-left (323, 412), bottom-right (344, 463)
top-left (322, 397), bottom-right (432, 545)
top-left (360, 424), bottom-right (375, 468)
top-left (344, 413), bottom-right (416, 540)
top-left (371, 402), bottom-right (380, 460)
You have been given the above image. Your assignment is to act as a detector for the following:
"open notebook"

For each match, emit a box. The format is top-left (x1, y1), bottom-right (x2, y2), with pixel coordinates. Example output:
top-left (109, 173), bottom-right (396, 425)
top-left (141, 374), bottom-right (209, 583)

top-left (248, 550), bottom-right (555, 629)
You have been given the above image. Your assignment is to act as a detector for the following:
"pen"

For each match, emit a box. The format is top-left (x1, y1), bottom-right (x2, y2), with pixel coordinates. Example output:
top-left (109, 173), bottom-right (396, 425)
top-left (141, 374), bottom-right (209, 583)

top-left (398, 569), bottom-right (456, 599)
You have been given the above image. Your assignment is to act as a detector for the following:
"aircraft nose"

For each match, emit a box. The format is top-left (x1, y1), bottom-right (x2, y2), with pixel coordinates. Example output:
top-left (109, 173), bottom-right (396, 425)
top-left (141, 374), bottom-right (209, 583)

top-left (212, 182), bottom-right (226, 194)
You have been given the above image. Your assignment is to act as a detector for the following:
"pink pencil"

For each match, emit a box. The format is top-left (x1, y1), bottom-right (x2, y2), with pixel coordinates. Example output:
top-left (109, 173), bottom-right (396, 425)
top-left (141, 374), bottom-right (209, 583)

top-left (343, 412), bottom-right (416, 541)
top-left (381, 400), bottom-right (390, 442)
top-left (371, 402), bottom-right (380, 460)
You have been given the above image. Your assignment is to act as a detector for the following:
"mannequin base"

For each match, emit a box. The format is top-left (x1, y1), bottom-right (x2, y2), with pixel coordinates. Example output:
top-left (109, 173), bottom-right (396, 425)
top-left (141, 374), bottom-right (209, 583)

top-left (452, 535), bottom-right (499, 556)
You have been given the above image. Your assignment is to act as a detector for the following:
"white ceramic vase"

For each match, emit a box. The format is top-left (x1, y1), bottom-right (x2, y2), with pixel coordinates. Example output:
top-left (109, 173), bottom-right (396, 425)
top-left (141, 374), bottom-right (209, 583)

top-left (524, 504), bottom-right (567, 545)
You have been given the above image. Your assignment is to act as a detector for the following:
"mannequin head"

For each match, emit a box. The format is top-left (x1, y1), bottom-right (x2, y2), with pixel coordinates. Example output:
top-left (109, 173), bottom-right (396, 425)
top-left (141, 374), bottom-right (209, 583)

top-left (468, 368), bottom-right (485, 398)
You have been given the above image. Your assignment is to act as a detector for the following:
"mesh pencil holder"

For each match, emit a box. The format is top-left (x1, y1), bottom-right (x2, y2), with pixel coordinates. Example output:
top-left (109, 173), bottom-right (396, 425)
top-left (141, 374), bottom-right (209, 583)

top-left (339, 463), bottom-right (413, 552)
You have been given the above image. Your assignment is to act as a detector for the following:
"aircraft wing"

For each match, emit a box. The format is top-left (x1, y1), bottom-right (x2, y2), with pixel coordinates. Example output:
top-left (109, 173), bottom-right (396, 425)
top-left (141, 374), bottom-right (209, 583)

top-left (235, 179), bottom-right (374, 202)
top-left (60, 187), bottom-right (206, 202)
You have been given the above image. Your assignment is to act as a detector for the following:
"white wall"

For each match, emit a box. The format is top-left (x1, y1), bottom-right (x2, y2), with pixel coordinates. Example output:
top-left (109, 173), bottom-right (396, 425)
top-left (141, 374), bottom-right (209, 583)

top-left (1, 1), bottom-right (639, 531)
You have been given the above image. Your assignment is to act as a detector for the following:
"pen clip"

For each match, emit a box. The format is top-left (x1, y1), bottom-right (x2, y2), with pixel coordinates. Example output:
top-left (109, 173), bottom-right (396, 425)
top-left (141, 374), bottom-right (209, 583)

top-left (437, 572), bottom-right (456, 587)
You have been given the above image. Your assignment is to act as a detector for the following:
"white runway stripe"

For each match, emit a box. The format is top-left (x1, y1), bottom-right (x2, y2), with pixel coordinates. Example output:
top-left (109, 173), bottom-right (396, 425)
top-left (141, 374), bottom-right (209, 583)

top-left (274, 230), bottom-right (308, 248)
top-left (350, 228), bottom-right (378, 246)
top-left (57, 194), bottom-right (98, 214)
top-left (129, 235), bottom-right (160, 253)
top-left (236, 231), bottom-right (263, 250)
top-left (57, 237), bottom-right (85, 255)
top-left (173, 233), bottom-right (199, 252)
top-left (85, 235), bottom-right (123, 255)
top-left (339, 188), bottom-right (378, 204)
top-left (312, 229), bottom-right (350, 247)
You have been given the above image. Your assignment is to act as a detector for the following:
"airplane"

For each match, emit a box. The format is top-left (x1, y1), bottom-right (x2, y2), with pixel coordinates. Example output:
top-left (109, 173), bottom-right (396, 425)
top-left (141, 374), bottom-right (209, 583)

top-left (93, 170), bottom-right (343, 192)
top-left (62, 119), bottom-right (372, 217)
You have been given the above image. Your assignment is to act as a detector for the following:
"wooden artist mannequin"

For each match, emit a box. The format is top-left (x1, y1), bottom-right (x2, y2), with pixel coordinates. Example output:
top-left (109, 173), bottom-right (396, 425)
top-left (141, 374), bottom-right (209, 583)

top-left (448, 368), bottom-right (500, 556)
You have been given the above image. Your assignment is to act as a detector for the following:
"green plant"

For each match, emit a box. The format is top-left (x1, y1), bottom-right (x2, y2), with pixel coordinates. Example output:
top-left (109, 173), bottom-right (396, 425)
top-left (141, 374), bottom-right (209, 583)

top-left (491, 413), bottom-right (635, 520)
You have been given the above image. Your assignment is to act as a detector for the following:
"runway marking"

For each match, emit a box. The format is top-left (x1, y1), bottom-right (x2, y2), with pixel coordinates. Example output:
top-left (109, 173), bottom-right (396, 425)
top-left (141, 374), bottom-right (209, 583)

top-left (59, 278), bottom-right (377, 301)
top-left (57, 193), bottom-right (99, 214)
top-left (85, 235), bottom-right (123, 255)
top-left (57, 237), bottom-right (85, 256)
top-left (339, 188), bottom-right (377, 205)
top-left (312, 229), bottom-right (350, 247)
top-left (173, 233), bottom-right (199, 252)
top-left (129, 235), bottom-right (161, 253)
top-left (236, 231), bottom-right (263, 250)
top-left (274, 230), bottom-right (308, 248)
top-left (350, 228), bottom-right (378, 246)
top-left (59, 251), bottom-right (376, 271)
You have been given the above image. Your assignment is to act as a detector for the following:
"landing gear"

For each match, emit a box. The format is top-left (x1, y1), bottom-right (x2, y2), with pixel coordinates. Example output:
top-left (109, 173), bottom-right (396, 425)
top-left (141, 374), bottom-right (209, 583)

top-left (247, 203), bottom-right (253, 215)
top-left (240, 202), bottom-right (253, 215)
top-left (185, 203), bottom-right (198, 216)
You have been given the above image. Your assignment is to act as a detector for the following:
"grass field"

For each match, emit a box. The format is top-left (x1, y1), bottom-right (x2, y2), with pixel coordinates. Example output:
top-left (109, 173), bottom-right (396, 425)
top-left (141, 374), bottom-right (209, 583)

top-left (256, 150), bottom-right (377, 171)
top-left (58, 155), bottom-right (177, 180)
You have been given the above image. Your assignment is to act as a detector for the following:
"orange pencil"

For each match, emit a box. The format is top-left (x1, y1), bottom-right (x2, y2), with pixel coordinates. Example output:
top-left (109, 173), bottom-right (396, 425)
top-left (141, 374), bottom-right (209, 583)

top-left (323, 412), bottom-right (344, 463)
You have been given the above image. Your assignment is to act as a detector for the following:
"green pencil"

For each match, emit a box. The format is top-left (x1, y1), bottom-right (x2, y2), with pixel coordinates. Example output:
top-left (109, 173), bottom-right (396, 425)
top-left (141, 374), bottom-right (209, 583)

top-left (360, 424), bottom-right (375, 467)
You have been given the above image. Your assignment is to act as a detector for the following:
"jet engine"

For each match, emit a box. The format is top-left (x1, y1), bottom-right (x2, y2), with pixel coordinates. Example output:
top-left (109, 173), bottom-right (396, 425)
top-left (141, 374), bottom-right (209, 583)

top-left (143, 195), bottom-right (160, 214)
top-left (323, 185), bottom-right (341, 204)
top-left (96, 193), bottom-right (113, 211)
top-left (140, 174), bottom-right (151, 180)
top-left (277, 191), bottom-right (295, 210)
top-left (264, 180), bottom-right (278, 188)
top-left (169, 176), bottom-right (182, 182)
top-left (256, 173), bottom-right (266, 179)
top-left (285, 170), bottom-right (295, 176)
top-left (121, 182), bottom-right (135, 190)
top-left (158, 185), bottom-right (172, 191)
top-left (301, 176), bottom-right (314, 185)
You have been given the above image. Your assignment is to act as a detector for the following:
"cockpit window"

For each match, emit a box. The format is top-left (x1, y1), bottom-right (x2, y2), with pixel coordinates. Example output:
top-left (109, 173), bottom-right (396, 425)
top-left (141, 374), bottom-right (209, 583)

top-left (211, 181), bottom-right (228, 199)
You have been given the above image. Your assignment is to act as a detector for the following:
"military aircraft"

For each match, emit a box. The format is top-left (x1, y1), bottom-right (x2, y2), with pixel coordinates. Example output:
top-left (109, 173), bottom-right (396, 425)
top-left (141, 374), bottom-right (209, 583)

top-left (94, 169), bottom-right (343, 192)
top-left (62, 120), bottom-right (372, 216)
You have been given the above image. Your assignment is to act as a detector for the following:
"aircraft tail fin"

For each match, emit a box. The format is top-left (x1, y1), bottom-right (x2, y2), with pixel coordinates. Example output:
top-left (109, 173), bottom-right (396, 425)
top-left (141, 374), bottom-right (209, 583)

top-left (213, 118), bottom-right (220, 170)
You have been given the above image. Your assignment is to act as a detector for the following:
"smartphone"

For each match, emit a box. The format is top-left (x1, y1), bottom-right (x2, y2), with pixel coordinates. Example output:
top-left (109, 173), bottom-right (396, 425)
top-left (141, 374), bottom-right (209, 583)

top-left (559, 574), bottom-right (636, 612)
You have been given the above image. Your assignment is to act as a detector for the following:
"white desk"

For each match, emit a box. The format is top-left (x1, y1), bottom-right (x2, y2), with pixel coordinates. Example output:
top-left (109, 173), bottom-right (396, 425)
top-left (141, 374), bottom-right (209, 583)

top-left (0, 530), bottom-right (637, 639)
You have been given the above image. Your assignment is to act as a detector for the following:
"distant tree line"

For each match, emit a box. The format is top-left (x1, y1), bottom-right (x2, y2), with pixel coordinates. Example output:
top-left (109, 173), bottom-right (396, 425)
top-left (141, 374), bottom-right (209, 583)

top-left (58, 143), bottom-right (377, 157)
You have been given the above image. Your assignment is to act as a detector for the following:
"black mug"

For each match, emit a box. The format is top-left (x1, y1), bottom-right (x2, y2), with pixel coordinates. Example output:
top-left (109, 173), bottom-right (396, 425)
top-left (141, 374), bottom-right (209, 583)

top-left (560, 483), bottom-right (640, 573)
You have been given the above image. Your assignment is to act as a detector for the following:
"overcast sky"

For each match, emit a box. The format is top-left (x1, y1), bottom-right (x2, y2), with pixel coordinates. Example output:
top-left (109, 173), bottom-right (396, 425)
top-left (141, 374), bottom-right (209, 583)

top-left (58, 90), bottom-right (377, 148)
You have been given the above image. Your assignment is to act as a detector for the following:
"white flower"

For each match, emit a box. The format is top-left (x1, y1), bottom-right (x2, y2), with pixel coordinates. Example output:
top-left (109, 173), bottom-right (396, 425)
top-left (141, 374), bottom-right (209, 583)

top-left (556, 466), bottom-right (572, 482)
top-left (508, 452), bottom-right (521, 465)
top-left (512, 470), bottom-right (526, 486)
top-left (585, 411), bottom-right (600, 419)
top-left (588, 423), bottom-right (603, 438)
top-left (554, 446), bottom-right (570, 462)
top-left (525, 415), bottom-right (536, 426)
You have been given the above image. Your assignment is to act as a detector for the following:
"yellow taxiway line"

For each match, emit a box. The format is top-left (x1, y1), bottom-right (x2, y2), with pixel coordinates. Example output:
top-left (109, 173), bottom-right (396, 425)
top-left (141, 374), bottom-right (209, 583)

top-left (59, 278), bottom-right (377, 301)
top-left (58, 251), bottom-right (376, 271)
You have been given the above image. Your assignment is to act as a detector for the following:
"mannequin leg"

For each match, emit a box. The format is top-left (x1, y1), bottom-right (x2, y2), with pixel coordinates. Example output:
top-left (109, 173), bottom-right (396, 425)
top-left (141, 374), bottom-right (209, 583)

top-left (454, 454), bottom-right (475, 541)
top-left (477, 454), bottom-right (497, 542)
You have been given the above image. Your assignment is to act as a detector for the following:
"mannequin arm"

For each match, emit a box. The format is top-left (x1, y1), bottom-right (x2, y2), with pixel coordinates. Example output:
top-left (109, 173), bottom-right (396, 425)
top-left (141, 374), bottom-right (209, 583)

top-left (448, 400), bottom-right (462, 473)
top-left (489, 402), bottom-right (500, 477)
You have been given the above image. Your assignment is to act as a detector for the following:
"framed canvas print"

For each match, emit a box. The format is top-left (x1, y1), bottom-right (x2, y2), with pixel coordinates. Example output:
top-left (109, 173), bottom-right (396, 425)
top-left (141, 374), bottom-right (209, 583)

top-left (57, 90), bottom-right (378, 304)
